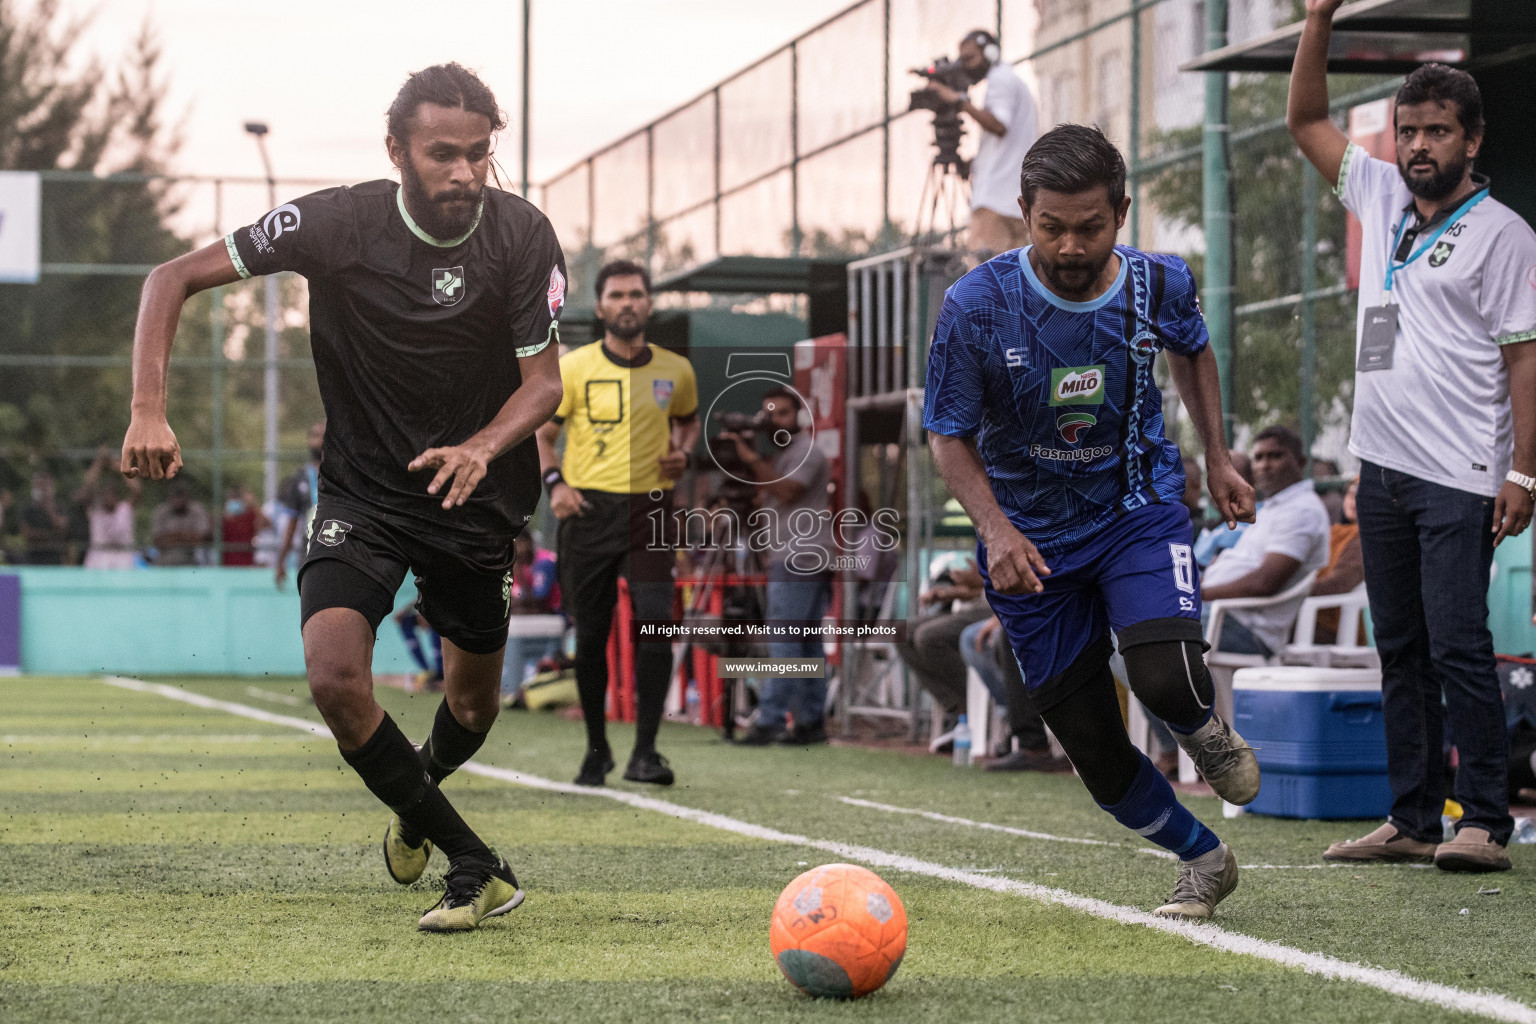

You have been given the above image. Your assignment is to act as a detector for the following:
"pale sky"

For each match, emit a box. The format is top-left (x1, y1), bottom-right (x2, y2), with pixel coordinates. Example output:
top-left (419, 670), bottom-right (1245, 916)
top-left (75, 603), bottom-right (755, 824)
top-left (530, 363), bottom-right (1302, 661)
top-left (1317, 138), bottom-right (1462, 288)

top-left (59, 0), bottom-right (850, 202)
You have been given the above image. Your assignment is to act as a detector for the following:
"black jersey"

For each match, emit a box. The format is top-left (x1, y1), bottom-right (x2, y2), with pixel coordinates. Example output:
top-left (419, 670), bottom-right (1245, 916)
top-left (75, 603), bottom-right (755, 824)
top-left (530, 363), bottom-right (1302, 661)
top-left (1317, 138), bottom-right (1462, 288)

top-left (225, 181), bottom-right (566, 543)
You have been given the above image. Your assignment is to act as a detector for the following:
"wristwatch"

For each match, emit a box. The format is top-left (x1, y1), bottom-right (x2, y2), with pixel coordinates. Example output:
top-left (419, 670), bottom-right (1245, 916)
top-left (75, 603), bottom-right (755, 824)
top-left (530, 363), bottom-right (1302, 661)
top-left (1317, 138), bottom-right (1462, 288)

top-left (1508, 469), bottom-right (1536, 501)
top-left (542, 467), bottom-right (565, 492)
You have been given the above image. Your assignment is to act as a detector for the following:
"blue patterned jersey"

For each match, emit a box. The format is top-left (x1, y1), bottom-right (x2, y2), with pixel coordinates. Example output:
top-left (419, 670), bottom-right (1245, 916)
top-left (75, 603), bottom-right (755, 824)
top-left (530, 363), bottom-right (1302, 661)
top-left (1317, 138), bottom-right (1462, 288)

top-left (923, 245), bottom-right (1207, 556)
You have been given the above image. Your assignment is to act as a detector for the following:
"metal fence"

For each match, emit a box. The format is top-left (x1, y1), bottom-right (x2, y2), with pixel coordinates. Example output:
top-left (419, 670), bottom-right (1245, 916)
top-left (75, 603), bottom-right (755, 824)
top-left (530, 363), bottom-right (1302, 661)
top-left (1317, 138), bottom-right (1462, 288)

top-left (0, 172), bottom-right (346, 565)
top-left (537, 0), bottom-right (1398, 462)
top-left (1, 0), bottom-right (1405, 566)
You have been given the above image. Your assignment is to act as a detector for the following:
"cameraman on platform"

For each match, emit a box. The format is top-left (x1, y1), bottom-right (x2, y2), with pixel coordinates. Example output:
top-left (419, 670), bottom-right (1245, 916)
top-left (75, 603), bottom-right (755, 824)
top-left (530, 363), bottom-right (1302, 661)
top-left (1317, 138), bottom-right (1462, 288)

top-left (720, 385), bottom-right (833, 746)
top-left (921, 29), bottom-right (1036, 253)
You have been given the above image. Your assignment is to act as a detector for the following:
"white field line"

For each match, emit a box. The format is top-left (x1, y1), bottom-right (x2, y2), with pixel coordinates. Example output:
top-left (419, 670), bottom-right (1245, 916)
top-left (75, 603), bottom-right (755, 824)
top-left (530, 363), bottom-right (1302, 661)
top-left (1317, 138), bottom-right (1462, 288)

top-left (243, 686), bottom-right (311, 708)
top-left (840, 795), bottom-right (1177, 860)
top-left (2, 733), bottom-right (310, 745)
top-left (100, 676), bottom-right (1536, 1024)
top-left (836, 796), bottom-right (1435, 871)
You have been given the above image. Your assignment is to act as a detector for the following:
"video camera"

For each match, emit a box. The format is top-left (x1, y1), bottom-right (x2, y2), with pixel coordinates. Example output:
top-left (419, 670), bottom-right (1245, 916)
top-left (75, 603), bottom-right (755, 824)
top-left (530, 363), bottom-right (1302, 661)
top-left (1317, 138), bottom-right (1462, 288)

top-left (908, 56), bottom-right (972, 114)
top-left (708, 409), bottom-right (771, 480)
top-left (907, 56), bottom-right (976, 174)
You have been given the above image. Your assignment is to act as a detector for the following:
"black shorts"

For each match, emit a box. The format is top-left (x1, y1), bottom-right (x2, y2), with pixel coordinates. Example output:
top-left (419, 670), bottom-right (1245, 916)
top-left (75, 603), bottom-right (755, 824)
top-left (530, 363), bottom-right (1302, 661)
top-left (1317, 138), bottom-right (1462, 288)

top-left (558, 489), bottom-right (677, 634)
top-left (298, 497), bottom-right (519, 654)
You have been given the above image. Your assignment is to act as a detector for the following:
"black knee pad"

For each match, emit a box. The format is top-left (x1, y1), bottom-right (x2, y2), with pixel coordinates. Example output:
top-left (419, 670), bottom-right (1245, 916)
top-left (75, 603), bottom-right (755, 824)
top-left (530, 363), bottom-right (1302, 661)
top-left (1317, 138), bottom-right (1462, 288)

top-left (1119, 628), bottom-right (1213, 729)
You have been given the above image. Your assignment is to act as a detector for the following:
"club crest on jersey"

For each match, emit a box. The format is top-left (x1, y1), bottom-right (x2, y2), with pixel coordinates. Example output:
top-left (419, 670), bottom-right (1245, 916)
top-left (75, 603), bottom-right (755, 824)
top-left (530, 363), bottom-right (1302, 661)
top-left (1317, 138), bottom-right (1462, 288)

top-left (431, 267), bottom-right (465, 306)
top-left (548, 264), bottom-right (566, 316)
top-left (653, 379), bottom-right (674, 407)
top-left (1056, 412), bottom-right (1097, 445)
top-left (1429, 241), bottom-right (1455, 268)
top-left (315, 519), bottom-right (352, 548)
top-left (1049, 365), bottom-right (1105, 406)
top-left (1129, 329), bottom-right (1159, 364)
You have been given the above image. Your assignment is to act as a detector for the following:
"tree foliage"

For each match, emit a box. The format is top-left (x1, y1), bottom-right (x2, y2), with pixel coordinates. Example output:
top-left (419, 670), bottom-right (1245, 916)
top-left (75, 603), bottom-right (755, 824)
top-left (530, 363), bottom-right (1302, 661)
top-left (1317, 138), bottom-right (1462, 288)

top-left (1146, 71), bottom-right (1368, 447)
top-left (0, 0), bottom-right (187, 487)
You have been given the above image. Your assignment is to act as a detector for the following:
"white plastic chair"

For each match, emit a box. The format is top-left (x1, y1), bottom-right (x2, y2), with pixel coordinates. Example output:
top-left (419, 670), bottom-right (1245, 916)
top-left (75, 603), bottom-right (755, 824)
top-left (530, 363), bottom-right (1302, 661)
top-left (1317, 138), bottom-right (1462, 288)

top-left (1281, 584), bottom-right (1379, 670)
top-left (1181, 569), bottom-right (1319, 783)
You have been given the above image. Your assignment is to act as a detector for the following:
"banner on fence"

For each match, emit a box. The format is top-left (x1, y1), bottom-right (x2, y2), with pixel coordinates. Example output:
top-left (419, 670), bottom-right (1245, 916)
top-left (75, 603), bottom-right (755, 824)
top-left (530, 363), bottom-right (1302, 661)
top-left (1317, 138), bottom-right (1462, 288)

top-left (0, 171), bottom-right (40, 284)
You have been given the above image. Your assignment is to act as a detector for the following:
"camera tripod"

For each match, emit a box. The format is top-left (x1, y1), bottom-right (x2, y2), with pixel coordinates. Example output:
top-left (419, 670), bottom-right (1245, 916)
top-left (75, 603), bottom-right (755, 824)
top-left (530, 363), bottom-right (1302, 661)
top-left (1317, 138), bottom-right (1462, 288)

top-left (913, 110), bottom-right (970, 246)
top-left (675, 528), bottom-right (768, 741)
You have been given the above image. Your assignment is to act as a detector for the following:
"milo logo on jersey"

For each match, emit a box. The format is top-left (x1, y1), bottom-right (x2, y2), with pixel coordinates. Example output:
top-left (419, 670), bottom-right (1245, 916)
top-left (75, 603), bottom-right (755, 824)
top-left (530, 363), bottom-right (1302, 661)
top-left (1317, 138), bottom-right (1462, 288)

top-left (1049, 365), bottom-right (1105, 406)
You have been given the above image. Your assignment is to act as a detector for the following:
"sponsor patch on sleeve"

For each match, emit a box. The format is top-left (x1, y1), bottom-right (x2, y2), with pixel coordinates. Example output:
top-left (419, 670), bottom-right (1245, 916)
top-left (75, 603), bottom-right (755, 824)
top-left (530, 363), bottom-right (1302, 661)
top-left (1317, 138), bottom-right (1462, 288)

top-left (548, 265), bottom-right (566, 317)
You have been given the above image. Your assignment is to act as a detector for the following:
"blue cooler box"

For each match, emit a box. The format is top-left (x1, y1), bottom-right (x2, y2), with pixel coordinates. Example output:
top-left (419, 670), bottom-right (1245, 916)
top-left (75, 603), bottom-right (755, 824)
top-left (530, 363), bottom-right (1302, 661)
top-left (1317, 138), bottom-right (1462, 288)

top-left (1232, 666), bottom-right (1391, 820)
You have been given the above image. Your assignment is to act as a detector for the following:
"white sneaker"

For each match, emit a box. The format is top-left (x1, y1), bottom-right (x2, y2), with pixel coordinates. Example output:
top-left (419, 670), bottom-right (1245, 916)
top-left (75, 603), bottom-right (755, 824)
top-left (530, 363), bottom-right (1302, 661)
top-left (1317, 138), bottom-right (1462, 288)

top-left (1155, 842), bottom-right (1239, 920)
top-left (1175, 715), bottom-right (1260, 805)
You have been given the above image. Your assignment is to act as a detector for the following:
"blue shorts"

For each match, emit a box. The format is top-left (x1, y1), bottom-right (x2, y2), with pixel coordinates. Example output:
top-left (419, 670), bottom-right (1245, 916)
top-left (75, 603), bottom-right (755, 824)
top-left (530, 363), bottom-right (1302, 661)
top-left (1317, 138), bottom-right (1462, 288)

top-left (978, 501), bottom-right (1204, 710)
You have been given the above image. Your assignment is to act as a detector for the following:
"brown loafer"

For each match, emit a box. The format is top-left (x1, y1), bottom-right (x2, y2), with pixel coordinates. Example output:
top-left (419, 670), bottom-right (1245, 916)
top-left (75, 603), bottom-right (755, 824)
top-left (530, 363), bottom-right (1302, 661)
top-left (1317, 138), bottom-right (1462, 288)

top-left (1434, 825), bottom-right (1512, 873)
top-left (1322, 822), bottom-right (1437, 863)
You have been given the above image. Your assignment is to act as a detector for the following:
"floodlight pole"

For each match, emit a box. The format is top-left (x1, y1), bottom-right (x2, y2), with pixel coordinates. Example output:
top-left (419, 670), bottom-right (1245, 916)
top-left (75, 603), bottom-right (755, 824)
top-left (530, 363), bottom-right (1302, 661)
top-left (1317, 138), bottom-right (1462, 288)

top-left (245, 122), bottom-right (281, 513)
top-left (521, 0), bottom-right (531, 197)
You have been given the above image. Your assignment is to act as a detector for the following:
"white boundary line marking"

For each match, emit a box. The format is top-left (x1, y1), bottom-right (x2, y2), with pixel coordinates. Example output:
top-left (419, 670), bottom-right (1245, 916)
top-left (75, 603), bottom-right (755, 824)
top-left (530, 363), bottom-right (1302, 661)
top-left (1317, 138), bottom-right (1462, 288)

top-left (3, 733), bottom-right (307, 745)
top-left (835, 796), bottom-right (1435, 871)
top-left (840, 795), bottom-right (1177, 859)
top-left (99, 676), bottom-right (1536, 1024)
top-left (243, 686), bottom-right (311, 708)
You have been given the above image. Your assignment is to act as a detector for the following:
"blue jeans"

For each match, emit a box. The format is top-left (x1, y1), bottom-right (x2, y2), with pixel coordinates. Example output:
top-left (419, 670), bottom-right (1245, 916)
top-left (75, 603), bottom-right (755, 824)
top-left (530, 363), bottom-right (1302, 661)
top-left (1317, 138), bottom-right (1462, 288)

top-left (757, 562), bottom-right (832, 728)
top-left (500, 635), bottom-right (562, 698)
top-left (1199, 609), bottom-right (1272, 657)
top-left (1356, 461), bottom-right (1509, 845)
top-left (960, 619), bottom-right (1011, 709)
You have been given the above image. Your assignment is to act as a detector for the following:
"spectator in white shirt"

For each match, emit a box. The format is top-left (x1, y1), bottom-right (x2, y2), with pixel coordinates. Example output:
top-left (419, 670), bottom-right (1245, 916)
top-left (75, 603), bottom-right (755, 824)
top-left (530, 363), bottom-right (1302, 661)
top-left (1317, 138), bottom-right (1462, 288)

top-left (78, 448), bottom-right (140, 570)
top-left (1200, 426), bottom-right (1331, 657)
top-left (920, 29), bottom-right (1037, 254)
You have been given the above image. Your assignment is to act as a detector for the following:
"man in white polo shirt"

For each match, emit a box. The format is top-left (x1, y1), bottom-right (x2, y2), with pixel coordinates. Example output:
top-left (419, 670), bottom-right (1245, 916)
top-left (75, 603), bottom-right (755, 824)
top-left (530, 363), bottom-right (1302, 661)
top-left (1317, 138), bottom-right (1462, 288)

top-left (1288, 0), bottom-right (1536, 873)
top-left (1200, 427), bottom-right (1331, 657)
top-left (922, 29), bottom-right (1037, 254)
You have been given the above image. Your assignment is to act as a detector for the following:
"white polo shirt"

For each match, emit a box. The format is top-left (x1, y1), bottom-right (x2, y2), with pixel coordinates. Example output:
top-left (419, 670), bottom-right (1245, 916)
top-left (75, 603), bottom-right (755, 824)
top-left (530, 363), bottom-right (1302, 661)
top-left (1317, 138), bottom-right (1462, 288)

top-left (1202, 479), bottom-right (1331, 653)
top-left (1337, 143), bottom-right (1536, 497)
top-left (969, 61), bottom-right (1037, 219)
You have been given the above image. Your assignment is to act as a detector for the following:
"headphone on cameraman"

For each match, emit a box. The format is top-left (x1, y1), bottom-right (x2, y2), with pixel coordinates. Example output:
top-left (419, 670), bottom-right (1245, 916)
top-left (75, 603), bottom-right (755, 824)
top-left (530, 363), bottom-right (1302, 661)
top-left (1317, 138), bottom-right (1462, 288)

top-left (968, 30), bottom-right (1000, 66)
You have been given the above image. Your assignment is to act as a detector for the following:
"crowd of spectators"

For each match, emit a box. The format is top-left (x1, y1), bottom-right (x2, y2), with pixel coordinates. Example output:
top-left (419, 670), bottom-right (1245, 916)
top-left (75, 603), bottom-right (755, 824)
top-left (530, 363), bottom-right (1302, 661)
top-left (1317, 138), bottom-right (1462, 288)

top-left (0, 435), bottom-right (321, 570)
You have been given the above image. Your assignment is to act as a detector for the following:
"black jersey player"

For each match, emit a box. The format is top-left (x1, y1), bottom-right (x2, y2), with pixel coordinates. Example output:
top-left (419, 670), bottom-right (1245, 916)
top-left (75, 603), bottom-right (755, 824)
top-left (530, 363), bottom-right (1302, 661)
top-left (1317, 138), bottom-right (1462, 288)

top-left (121, 64), bottom-right (565, 932)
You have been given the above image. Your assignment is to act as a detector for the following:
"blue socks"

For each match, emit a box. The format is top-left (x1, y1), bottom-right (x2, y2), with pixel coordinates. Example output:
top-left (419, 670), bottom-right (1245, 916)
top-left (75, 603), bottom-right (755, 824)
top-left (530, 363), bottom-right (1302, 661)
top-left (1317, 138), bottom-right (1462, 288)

top-left (399, 620), bottom-right (444, 675)
top-left (1100, 753), bottom-right (1220, 861)
top-left (1164, 706), bottom-right (1214, 736)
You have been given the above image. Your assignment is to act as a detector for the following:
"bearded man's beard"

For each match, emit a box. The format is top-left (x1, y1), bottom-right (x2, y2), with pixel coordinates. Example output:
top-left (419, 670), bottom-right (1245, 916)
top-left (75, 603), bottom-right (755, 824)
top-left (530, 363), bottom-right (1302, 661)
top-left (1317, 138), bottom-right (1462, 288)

top-left (401, 156), bottom-right (482, 238)
top-left (1399, 152), bottom-right (1469, 201)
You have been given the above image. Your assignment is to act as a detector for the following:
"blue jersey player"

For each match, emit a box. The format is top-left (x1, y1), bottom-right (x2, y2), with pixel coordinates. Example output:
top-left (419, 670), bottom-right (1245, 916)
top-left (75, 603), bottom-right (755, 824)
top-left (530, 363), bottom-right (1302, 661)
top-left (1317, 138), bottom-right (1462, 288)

top-left (926, 125), bottom-right (1260, 920)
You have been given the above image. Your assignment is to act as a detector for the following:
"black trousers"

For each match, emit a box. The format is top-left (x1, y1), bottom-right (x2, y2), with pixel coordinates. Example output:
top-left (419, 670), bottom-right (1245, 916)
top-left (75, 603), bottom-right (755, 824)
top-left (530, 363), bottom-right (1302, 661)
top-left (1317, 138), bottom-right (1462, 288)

top-left (1356, 461), bottom-right (1511, 846)
top-left (558, 490), bottom-right (676, 753)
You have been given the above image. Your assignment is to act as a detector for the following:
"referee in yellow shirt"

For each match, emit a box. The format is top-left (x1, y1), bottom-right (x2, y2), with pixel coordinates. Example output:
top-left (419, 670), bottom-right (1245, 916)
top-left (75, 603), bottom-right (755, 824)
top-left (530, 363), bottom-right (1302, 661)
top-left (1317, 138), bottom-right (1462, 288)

top-left (536, 260), bottom-right (700, 787)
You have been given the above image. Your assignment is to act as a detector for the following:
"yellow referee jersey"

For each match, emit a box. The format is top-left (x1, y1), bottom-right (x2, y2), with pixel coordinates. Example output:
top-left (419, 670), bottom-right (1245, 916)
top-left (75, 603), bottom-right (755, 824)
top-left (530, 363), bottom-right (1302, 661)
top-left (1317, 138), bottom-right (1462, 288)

top-left (555, 342), bottom-right (699, 494)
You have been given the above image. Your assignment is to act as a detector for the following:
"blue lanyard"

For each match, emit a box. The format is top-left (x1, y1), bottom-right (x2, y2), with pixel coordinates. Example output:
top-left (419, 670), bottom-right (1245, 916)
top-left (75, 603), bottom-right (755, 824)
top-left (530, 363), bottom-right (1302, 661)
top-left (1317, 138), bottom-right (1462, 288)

top-left (1384, 188), bottom-right (1488, 295)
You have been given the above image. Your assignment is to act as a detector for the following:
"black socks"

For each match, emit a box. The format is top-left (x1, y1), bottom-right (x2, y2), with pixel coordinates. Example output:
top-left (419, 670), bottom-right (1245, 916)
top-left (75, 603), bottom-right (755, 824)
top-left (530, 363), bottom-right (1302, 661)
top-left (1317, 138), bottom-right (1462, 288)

top-left (632, 644), bottom-right (672, 755)
top-left (341, 713), bottom-right (491, 867)
top-left (419, 699), bottom-right (490, 784)
top-left (574, 638), bottom-right (612, 756)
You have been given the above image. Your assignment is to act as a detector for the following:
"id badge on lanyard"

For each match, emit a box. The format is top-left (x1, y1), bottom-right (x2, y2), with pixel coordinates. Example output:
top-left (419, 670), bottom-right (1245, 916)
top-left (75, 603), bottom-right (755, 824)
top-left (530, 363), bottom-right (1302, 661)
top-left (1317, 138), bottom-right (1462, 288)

top-left (1358, 189), bottom-right (1487, 372)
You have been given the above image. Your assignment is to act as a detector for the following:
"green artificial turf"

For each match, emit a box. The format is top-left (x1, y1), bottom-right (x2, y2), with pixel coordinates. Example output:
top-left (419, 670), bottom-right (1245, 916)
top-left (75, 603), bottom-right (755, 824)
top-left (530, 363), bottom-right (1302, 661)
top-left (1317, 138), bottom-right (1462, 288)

top-left (1, 676), bottom-right (1532, 1024)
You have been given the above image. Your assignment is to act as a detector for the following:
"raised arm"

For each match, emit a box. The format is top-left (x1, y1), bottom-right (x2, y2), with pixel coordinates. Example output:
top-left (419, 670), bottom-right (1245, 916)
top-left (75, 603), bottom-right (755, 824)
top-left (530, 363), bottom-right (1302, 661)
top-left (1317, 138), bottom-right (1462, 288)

top-left (1165, 346), bottom-right (1255, 529)
top-left (123, 242), bottom-right (244, 480)
top-left (1286, 0), bottom-right (1351, 186)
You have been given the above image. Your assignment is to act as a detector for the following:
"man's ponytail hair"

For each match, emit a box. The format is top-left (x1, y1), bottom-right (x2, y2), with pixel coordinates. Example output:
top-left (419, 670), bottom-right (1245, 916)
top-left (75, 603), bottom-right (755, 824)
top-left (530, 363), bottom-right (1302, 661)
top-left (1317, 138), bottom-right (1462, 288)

top-left (387, 63), bottom-right (507, 142)
top-left (1395, 63), bottom-right (1484, 139)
